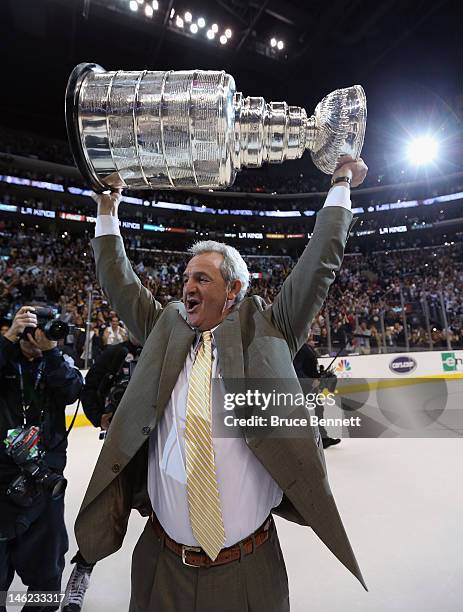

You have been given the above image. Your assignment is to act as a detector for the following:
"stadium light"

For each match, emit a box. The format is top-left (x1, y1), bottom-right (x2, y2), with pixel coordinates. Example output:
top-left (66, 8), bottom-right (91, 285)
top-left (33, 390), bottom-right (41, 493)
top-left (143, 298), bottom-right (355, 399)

top-left (225, 28), bottom-right (232, 38)
top-left (152, 0), bottom-right (159, 9)
top-left (219, 34), bottom-right (227, 44)
top-left (170, 7), bottom-right (175, 18)
top-left (270, 38), bottom-right (277, 47)
top-left (198, 17), bottom-right (206, 28)
top-left (277, 40), bottom-right (284, 50)
top-left (176, 15), bottom-right (184, 28)
top-left (145, 4), bottom-right (153, 17)
top-left (129, 0), bottom-right (138, 11)
top-left (211, 23), bottom-right (218, 33)
top-left (190, 23), bottom-right (198, 34)
top-left (407, 136), bottom-right (439, 165)
top-left (184, 11), bottom-right (192, 23)
top-left (206, 29), bottom-right (215, 39)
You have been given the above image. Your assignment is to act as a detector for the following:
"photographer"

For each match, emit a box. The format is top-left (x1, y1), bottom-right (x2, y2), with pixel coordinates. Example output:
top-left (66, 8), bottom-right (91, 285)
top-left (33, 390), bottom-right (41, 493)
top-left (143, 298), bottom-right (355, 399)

top-left (0, 306), bottom-right (83, 612)
top-left (293, 337), bottom-right (341, 449)
top-left (81, 332), bottom-right (142, 431)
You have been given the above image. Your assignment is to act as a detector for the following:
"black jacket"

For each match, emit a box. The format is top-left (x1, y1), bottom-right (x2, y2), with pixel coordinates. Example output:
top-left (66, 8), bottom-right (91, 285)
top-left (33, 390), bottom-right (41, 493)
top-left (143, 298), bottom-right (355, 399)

top-left (0, 335), bottom-right (83, 480)
top-left (81, 341), bottom-right (140, 428)
top-left (293, 342), bottom-right (319, 379)
top-left (0, 335), bottom-right (83, 539)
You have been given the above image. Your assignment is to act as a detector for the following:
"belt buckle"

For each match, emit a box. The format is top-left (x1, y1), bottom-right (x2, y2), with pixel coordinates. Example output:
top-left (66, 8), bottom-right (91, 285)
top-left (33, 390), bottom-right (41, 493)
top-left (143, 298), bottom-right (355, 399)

top-left (182, 545), bottom-right (202, 567)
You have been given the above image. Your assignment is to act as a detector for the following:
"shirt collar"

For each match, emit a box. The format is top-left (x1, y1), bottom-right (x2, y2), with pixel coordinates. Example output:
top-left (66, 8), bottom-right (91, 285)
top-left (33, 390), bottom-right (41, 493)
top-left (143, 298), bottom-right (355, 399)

top-left (192, 325), bottom-right (219, 352)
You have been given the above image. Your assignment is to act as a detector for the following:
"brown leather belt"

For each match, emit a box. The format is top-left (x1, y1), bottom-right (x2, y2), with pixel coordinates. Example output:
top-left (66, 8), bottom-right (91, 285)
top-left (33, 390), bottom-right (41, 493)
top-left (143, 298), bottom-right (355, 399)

top-left (150, 513), bottom-right (272, 568)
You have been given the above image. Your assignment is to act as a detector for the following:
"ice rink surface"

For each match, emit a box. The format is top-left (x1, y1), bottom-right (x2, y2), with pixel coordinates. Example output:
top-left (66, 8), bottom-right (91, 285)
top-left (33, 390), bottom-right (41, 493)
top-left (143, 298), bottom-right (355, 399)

top-left (8, 421), bottom-right (463, 611)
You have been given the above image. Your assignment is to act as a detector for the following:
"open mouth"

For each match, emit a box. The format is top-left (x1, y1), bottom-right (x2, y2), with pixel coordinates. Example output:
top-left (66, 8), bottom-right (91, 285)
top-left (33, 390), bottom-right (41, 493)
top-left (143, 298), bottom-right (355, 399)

top-left (186, 298), bottom-right (201, 314)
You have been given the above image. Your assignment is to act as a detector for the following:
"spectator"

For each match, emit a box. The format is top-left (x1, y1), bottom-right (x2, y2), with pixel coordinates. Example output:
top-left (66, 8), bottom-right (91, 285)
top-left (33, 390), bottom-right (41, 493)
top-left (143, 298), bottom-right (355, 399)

top-left (1, 224), bottom-right (463, 357)
top-left (0, 323), bottom-right (10, 336)
top-left (102, 316), bottom-right (128, 347)
top-left (354, 321), bottom-right (371, 355)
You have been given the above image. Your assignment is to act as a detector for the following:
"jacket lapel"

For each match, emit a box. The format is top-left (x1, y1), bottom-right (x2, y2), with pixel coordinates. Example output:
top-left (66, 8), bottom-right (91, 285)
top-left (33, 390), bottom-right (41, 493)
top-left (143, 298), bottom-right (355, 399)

top-left (155, 313), bottom-right (196, 424)
top-left (214, 310), bottom-right (244, 381)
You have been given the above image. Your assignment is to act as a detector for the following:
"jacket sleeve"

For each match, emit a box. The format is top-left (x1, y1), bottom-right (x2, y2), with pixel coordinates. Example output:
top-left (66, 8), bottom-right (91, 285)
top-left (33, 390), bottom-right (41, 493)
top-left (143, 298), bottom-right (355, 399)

top-left (0, 335), bottom-right (18, 372)
top-left (42, 348), bottom-right (84, 405)
top-left (270, 206), bottom-right (356, 357)
top-left (91, 235), bottom-right (162, 344)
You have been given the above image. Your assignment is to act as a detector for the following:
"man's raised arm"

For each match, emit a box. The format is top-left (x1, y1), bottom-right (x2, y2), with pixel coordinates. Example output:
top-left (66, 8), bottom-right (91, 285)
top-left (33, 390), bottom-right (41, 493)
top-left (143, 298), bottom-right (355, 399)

top-left (270, 157), bottom-right (368, 357)
top-left (90, 190), bottom-right (162, 344)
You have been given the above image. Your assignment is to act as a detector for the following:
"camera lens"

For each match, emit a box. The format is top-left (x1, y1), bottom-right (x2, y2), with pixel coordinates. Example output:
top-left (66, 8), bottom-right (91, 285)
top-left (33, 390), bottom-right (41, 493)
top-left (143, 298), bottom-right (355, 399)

top-left (44, 320), bottom-right (69, 341)
top-left (39, 470), bottom-right (68, 500)
top-left (50, 476), bottom-right (67, 500)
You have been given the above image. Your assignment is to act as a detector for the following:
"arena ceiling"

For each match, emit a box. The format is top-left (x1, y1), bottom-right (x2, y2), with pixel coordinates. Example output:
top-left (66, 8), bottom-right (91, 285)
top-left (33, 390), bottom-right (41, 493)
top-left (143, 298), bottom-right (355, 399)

top-left (0, 0), bottom-right (461, 175)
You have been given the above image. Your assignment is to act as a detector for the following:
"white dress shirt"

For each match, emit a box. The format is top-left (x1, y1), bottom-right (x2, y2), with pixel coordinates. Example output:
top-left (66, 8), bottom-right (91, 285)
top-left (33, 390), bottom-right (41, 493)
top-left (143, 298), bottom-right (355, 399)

top-left (94, 184), bottom-right (351, 547)
top-left (104, 326), bottom-right (126, 346)
top-left (147, 334), bottom-right (283, 547)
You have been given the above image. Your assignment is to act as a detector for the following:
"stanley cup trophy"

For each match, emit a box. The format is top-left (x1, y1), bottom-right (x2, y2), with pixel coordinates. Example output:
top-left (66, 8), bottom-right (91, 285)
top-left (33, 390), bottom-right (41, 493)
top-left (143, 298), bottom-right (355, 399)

top-left (65, 63), bottom-right (367, 192)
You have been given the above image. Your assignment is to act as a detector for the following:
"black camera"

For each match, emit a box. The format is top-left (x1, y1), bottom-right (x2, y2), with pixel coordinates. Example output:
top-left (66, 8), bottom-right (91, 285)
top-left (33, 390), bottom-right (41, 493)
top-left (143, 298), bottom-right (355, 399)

top-left (97, 353), bottom-right (139, 440)
top-left (21, 306), bottom-right (72, 341)
top-left (104, 358), bottom-right (138, 415)
top-left (3, 426), bottom-right (67, 507)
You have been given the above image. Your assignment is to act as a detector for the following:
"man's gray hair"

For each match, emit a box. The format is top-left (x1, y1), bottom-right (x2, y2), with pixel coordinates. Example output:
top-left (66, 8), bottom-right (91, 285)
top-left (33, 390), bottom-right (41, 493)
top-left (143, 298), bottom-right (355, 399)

top-left (189, 240), bottom-right (250, 303)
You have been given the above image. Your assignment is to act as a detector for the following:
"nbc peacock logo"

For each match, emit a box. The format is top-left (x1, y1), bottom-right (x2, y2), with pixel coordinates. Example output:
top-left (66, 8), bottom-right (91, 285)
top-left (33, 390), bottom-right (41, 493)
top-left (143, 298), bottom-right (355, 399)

top-left (335, 358), bottom-right (352, 378)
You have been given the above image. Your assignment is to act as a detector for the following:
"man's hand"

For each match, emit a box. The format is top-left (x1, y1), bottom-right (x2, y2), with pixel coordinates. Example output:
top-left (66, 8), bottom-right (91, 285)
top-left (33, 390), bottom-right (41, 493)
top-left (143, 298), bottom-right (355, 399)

top-left (91, 189), bottom-right (122, 216)
top-left (332, 156), bottom-right (368, 188)
top-left (28, 328), bottom-right (58, 352)
top-left (4, 306), bottom-right (37, 343)
top-left (100, 412), bottom-right (113, 430)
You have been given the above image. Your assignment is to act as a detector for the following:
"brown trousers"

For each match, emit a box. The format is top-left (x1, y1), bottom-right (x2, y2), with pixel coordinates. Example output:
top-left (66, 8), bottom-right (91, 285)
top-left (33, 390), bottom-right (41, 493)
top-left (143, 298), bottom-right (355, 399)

top-left (129, 518), bottom-right (290, 611)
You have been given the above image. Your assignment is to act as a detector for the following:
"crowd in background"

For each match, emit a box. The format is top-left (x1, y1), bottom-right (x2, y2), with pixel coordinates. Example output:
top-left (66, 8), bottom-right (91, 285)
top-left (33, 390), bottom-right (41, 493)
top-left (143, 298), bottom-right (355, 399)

top-left (1, 225), bottom-right (462, 364)
top-left (2, 127), bottom-right (463, 360)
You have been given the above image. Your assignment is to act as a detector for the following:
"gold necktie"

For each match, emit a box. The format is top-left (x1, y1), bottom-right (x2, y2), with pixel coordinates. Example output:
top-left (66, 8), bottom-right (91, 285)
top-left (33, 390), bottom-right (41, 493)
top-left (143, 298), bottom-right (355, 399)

top-left (185, 330), bottom-right (226, 560)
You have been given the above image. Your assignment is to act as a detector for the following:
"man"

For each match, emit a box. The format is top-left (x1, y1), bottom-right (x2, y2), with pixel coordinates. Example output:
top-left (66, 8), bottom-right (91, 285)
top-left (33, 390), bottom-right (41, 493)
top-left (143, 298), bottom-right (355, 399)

top-left (81, 332), bottom-right (142, 430)
top-left (293, 336), bottom-right (341, 449)
top-left (75, 157), bottom-right (368, 611)
top-left (354, 321), bottom-right (372, 355)
top-left (0, 306), bottom-right (83, 612)
top-left (74, 319), bottom-right (102, 367)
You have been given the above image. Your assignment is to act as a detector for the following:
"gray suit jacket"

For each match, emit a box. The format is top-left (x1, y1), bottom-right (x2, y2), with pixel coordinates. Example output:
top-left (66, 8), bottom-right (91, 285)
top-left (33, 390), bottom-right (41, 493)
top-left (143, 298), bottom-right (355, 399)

top-left (75, 206), bottom-right (366, 589)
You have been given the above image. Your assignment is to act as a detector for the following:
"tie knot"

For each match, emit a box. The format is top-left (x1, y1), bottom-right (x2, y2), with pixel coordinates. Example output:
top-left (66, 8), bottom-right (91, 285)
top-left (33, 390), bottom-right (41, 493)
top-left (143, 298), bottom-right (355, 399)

top-left (202, 331), bottom-right (212, 345)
